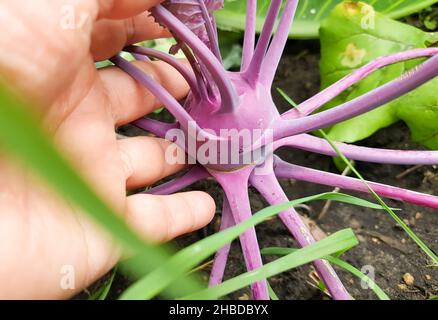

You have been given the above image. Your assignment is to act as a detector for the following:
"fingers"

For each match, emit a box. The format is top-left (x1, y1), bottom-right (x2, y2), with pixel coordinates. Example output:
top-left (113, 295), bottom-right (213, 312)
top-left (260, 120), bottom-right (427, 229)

top-left (98, 0), bottom-right (164, 20)
top-left (91, 13), bottom-right (170, 61)
top-left (118, 136), bottom-right (185, 190)
top-left (125, 192), bottom-right (216, 242)
top-left (99, 60), bottom-right (190, 126)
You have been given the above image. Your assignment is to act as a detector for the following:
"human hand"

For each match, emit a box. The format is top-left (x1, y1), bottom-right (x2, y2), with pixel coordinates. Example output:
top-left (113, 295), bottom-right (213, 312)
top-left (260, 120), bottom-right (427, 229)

top-left (0, 0), bottom-right (215, 299)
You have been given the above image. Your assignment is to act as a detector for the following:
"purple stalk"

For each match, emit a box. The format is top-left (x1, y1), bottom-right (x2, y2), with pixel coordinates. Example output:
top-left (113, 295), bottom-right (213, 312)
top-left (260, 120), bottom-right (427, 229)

top-left (124, 45), bottom-right (199, 98)
top-left (282, 48), bottom-right (438, 120)
top-left (260, 0), bottom-right (298, 86)
top-left (241, 0), bottom-right (257, 71)
top-left (152, 5), bottom-right (238, 112)
top-left (275, 134), bottom-right (438, 165)
top-left (111, 55), bottom-right (221, 145)
top-left (250, 169), bottom-right (351, 300)
top-left (212, 168), bottom-right (269, 300)
top-left (209, 197), bottom-right (235, 287)
top-left (133, 118), bottom-right (178, 138)
top-left (180, 44), bottom-right (209, 99)
top-left (246, 0), bottom-right (282, 83)
top-left (273, 157), bottom-right (438, 209)
top-left (197, 0), bottom-right (222, 61)
top-left (146, 165), bottom-right (210, 195)
top-left (274, 54), bottom-right (438, 140)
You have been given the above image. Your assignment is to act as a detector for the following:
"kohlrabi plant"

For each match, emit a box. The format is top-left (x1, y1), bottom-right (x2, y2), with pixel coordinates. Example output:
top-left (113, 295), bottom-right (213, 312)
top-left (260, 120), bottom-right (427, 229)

top-left (111, 0), bottom-right (438, 300)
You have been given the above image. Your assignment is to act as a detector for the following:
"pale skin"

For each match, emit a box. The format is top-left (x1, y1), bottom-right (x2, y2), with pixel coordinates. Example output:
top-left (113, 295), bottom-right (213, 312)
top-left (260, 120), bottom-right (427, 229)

top-left (0, 0), bottom-right (216, 299)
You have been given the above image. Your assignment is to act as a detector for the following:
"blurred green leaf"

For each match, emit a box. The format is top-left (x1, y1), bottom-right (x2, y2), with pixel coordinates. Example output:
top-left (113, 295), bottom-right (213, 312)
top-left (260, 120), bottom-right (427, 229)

top-left (215, 0), bottom-right (438, 39)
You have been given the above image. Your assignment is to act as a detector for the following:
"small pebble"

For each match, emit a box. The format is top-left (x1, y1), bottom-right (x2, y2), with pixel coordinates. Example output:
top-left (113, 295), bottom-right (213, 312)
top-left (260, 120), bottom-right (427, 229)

top-left (398, 283), bottom-right (408, 290)
top-left (425, 275), bottom-right (432, 281)
top-left (238, 294), bottom-right (250, 300)
top-left (403, 273), bottom-right (415, 286)
top-left (415, 212), bottom-right (423, 220)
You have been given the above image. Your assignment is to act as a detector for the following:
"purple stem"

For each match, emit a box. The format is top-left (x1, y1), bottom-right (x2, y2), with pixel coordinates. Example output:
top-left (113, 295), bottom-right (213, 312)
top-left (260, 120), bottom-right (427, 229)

top-left (110, 55), bottom-right (221, 145)
top-left (209, 197), bottom-right (236, 287)
top-left (274, 54), bottom-right (438, 140)
top-left (133, 118), bottom-right (178, 138)
top-left (273, 157), bottom-right (438, 209)
top-left (241, 0), bottom-right (257, 71)
top-left (197, 0), bottom-right (222, 61)
top-left (260, 0), bottom-right (298, 86)
top-left (275, 134), bottom-right (438, 165)
top-left (145, 165), bottom-right (210, 196)
top-left (246, 0), bottom-right (282, 84)
top-left (124, 45), bottom-right (199, 98)
top-left (212, 167), bottom-right (269, 300)
top-left (250, 169), bottom-right (351, 300)
top-left (152, 5), bottom-right (238, 113)
top-left (282, 48), bottom-right (438, 120)
top-left (181, 44), bottom-right (209, 99)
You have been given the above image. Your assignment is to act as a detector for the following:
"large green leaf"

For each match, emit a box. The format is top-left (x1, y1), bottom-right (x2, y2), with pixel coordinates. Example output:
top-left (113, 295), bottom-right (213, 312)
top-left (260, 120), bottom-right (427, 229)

top-left (320, 2), bottom-right (438, 149)
top-left (215, 0), bottom-right (438, 39)
top-left (0, 84), bottom-right (202, 298)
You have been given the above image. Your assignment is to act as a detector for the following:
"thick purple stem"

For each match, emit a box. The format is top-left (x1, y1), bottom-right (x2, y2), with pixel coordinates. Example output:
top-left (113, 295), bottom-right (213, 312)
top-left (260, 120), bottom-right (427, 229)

top-left (152, 5), bottom-right (238, 113)
top-left (212, 168), bottom-right (269, 300)
top-left (209, 197), bottom-right (235, 287)
top-left (197, 0), bottom-right (222, 61)
top-left (146, 166), bottom-right (209, 195)
top-left (274, 55), bottom-right (438, 140)
top-left (275, 134), bottom-right (438, 165)
top-left (260, 0), bottom-right (298, 86)
top-left (241, 0), bottom-right (257, 71)
top-left (133, 118), bottom-right (178, 138)
top-left (124, 45), bottom-right (199, 98)
top-left (282, 48), bottom-right (438, 120)
top-left (250, 169), bottom-right (351, 300)
top-left (246, 0), bottom-right (282, 83)
top-left (273, 157), bottom-right (438, 209)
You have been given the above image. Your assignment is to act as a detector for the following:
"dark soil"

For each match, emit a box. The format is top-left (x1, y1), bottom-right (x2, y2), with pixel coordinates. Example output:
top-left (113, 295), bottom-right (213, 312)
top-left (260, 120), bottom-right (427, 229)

top-left (83, 40), bottom-right (438, 301)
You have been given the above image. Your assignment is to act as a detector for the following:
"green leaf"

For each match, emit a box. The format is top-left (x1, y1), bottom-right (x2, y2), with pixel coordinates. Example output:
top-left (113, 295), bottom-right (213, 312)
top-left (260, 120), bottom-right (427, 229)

top-left (0, 84), bottom-right (201, 298)
top-left (261, 247), bottom-right (390, 300)
top-left (319, 2), bottom-right (438, 148)
top-left (215, 0), bottom-right (438, 39)
top-left (182, 229), bottom-right (358, 300)
top-left (120, 192), bottom-right (387, 300)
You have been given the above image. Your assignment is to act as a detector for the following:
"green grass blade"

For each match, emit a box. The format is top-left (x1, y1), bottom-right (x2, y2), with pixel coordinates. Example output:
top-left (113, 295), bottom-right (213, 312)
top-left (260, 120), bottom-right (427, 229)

top-left (0, 84), bottom-right (202, 298)
top-left (261, 247), bottom-right (390, 300)
top-left (267, 283), bottom-right (280, 300)
top-left (89, 267), bottom-right (118, 300)
top-left (120, 192), bottom-right (384, 300)
top-left (182, 229), bottom-right (358, 300)
top-left (318, 129), bottom-right (438, 266)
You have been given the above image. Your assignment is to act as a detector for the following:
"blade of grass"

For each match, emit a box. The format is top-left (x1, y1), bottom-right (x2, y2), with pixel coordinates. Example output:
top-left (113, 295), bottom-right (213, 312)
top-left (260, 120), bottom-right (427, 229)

top-left (120, 192), bottom-right (386, 300)
top-left (182, 229), bottom-right (358, 300)
top-left (88, 267), bottom-right (118, 300)
top-left (318, 129), bottom-right (438, 266)
top-left (267, 283), bottom-right (279, 300)
top-left (261, 247), bottom-right (390, 300)
top-left (0, 84), bottom-right (201, 297)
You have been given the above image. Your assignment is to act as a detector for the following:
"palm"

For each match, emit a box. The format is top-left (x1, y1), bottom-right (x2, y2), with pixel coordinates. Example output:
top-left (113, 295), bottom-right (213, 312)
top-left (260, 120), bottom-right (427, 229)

top-left (0, 0), bottom-right (215, 299)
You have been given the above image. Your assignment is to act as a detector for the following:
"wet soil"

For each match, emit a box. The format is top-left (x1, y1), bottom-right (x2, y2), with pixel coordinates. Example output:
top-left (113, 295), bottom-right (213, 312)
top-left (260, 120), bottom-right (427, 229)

top-left (85, 40), bottom-right (438, 301)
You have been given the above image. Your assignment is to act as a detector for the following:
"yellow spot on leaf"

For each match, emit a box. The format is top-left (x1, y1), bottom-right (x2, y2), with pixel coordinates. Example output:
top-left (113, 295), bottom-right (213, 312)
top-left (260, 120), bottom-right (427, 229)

top-left (341, 43), bottom-right (367, 68)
